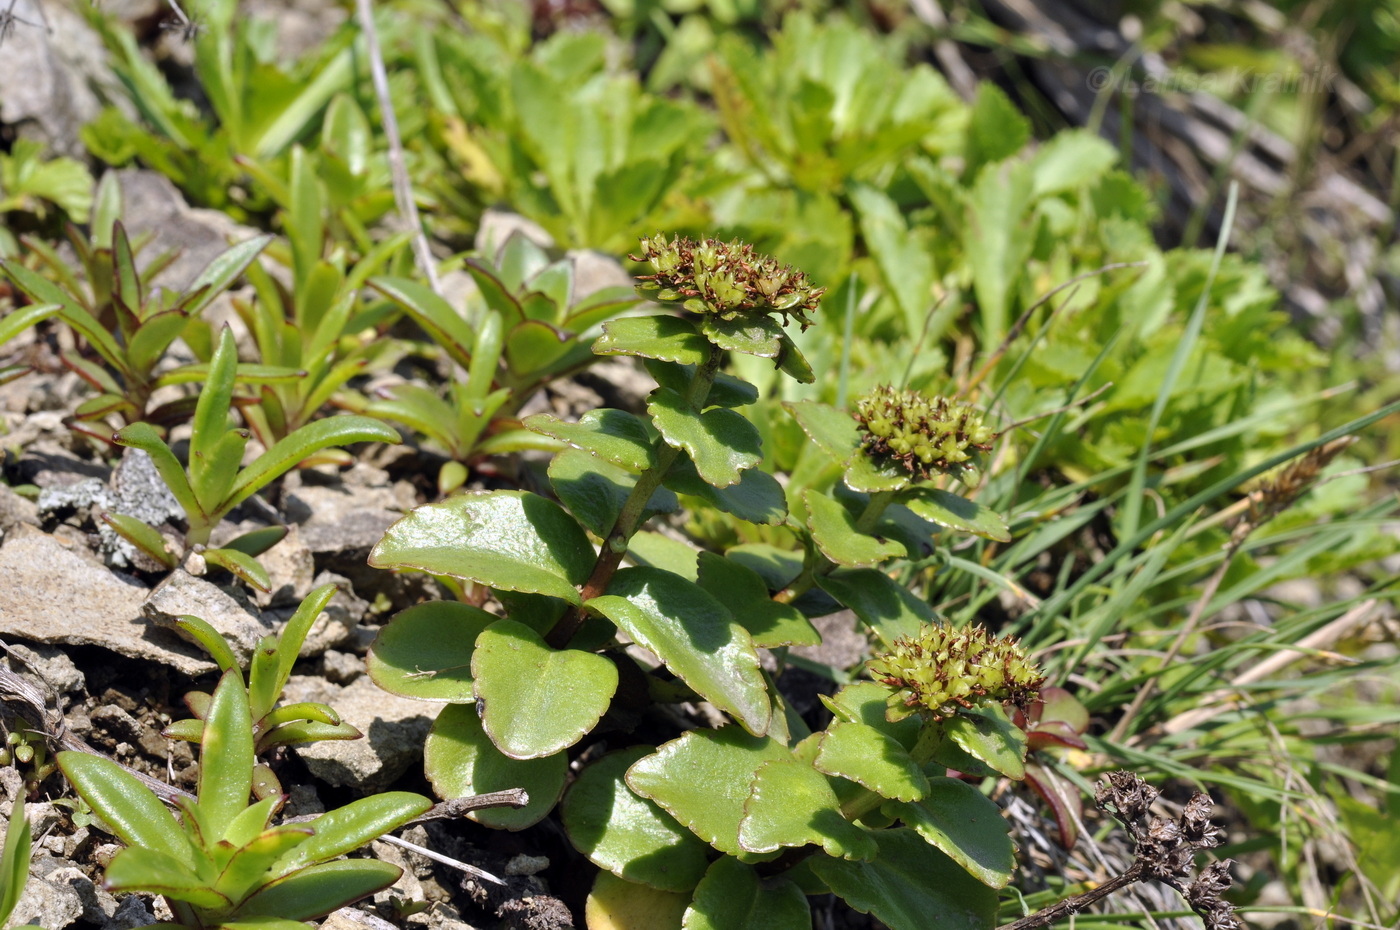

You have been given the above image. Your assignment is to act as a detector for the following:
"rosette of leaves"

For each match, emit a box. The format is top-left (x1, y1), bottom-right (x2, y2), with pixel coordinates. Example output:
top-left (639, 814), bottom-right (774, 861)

top-left (56, 669), bottom-right (431, 929)
top-left (163, 584), bottom-right (360, 798)
top-left (366, 232), bottom-right (642, 493)
top-left (365, 239), bottom-right (1033, 929)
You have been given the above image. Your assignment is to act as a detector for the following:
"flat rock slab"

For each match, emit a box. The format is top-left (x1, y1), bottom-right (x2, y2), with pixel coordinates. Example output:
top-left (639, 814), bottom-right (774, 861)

top-left (285, 674), bottom-right (432, 792)
top-left (0, 527), bottom-right (212, 675)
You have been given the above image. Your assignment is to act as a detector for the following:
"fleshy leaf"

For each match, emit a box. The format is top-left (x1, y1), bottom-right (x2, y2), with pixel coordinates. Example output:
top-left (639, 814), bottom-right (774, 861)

top-left (842, 453), bottom-right (910, 493)
top-left (816, 569), bottom-right (933, 644)
top-left (645, 360), bottom-right (758, 408)
top-left (699, 314), bottom-right (784, 357)
top-left (593, 315), bottom-right (709, 365)
top-left (367, 602), bottom-right (494, 702)
top-left (695, 552), bottom-right (819, 648)
top-left (626, 727), bottom-right (789, 857)
top-left (561, 746), bottom-right (710, 892)
top-left (813, 722), bottom-right (928, 802)
top-left (524, 408), bottom-right (658, 471)
top-left (226, 416), bottom-right (401, 510)
top-left (586, 871), bottom-right (690, 930)
top-left (943, 705), bottom-right (1027, 779)
top-left (804, 490), bottom-right (905, 567)
top-left (890, 777), bottom-right (1014, 888)
top-left (588, 567), bottom-right (770, 736)
top-left (902, 487), bottom-right (1011, 542)
top-left (473, 619), bottom-right (618, 759)
top-left (548, 450), bottom-right (678, 538)
top-left (738, 759), bottom-right (878, 861)
top-left (774, 334), bottom-right (814, 384)
top-left (662, 454), bottom-right (787, 526)
top-left (783, 401), bottom-right (860, 463)
top-left (649, 388), bottom-right (762, 489)
top-left (682, 856), bottom-right (811, 930)
top-left (809, 829), bottom-right (999, 930)
top-left (424, 704), bottom-right (566, 830)
top-left (370, 491), bottom-right (594, 604)
top-left (819, 682), bottom-right (923, 751)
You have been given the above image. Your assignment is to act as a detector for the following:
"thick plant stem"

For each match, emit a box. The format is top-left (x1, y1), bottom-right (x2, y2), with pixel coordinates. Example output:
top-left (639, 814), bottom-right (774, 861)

top-left (773, 489), bottom-right (900, 605)
top-left (996, 863), bottom-right (1146, 930)
top-left (545, 347), bottom-right (723, 649)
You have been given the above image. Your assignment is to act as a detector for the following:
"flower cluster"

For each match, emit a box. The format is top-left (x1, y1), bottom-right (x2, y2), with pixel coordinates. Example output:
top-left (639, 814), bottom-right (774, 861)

top-left (1096, 771), bottom-right (1240, 930)
top-left (867, 623), bottom-right (1043, 722)
top-left (632, 234), bottom-right (824, 328)
top-left (854, 386), bottom-right (995, 481)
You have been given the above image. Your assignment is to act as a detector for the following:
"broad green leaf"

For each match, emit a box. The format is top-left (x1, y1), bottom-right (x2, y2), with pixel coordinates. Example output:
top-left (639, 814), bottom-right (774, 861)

top-left (227, 416), bottom-right (401, 510)
top-left (963, 83), bottom-right (1030, 179)
top-left (586, 870), bottom-right (689, 930)
top-left (213, 825), bottom-right (315, 904)
top-left (738, 759), bottom-right (877, 861)
top-left (593, 315), bottom-right (709, 365)
top-left (816, 569), bottom-right (932, 644)
top-left (589, 567), bottom-right (770, 736)
top-left (782, 401), bottom-right (860, 464)
top-left (841, 453), bottom-right (909, 493)
top-left (820, 682), bottom-right (922, 750)
top-left (849, 186), bottom-right (938, 339)
top-left (54, 752), bottom-right (192, 867)
top-left (548, 449), bottom-right (678, 538)
top-left (424, 704), bottom-right (567, 830)
top-left (524, 408), bottom-right (658, 471)
top-left (101, 846), bottom-right (226, 908)
top-left (370, 490), bottom-right (594, 603)
top-left (626, 726), bottom-right (788, 857)
top-left (561, 746), bottom-right (710, 892)
top-left (699, 315), bottom-right (783, 358)
top-left (645, 360), bottom-right (758, 408)
top-left (890, 778), bottom-right (1014, 888)
top-left (695, 552), bottom-right (819, 648)
top-left (625, 532), bottom-right (700, 580)
top-left (902, 487), bottom-right (1010, 542)
top-left (199, 670), bottom-right (255, 842)
top-left (809, 829), bottom-right (998, 930)
top-left (943, 705), bottom-right (1027, 780)
top-left (100, 512), bottom-right (178, 568)
top-left (965, 160), bottom-right (1035, 348)
top-left (814, 722), bottom-right (928, 802)
top-left (649, 388), bottom-right (762, 488)
top-left (804, 490), bottom-right (904, 567)
top-left (239, 859), bottom-right (402, 921)
top-left (1030, 129), bottom-right (1118, 197)
top-left (507, 319), bottom-right (580, 376)
top-left (203, 547), bottom-right (271, 593)
top-left (473, 619), bottom-right (618, 759)
top-left (662, 455), bottom-right (787, 526)
top-left (682, 857), bottom-right (810, 930)
top-left (270, 792), bottom-right (432, 877)
top-left (371, 276), bottom-right (476, 369)
top-left (367, 601), bottom-right (493, 702)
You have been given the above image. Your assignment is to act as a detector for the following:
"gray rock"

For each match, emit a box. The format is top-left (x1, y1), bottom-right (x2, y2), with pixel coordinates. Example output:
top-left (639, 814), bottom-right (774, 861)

top-left (283, 483), bottom-right (406, 555)
top-left (0, 485), bottom-right (39, 539)
top-left (9, 861), bottom-right (85, 929)
top-left (1, 642), bottom-right (84, 696)
top-left (103, 895), bottom-right (157, 930)
top-left (100, 448), bottom-right (185, 569)
top-left (285, 674), bottom-right (431, 791)
top-left (0, 526), bottom-right (210, 674)
top-left (322, 908), bottom-right (399, 930)
top-left (321, 649), bottom-right (365, 684)
top-left (249, 522), bottom-right (315, 609)
top-left (792, 609), bottom-right (868, 671)
top-left (45, 867), bottom-right (117, 925)
top-left (569, 249), bottom-right (632, 298)
top-left (37, 478), bottom-right (115, 525)
top-left (0, 0), bottom-right (123, 158)
top-left (475, 210), bottom-right (554, 257)
top-left (142, 569), bottom-right (273, 663)
top-left (20, 440), bottom-right (110, 490)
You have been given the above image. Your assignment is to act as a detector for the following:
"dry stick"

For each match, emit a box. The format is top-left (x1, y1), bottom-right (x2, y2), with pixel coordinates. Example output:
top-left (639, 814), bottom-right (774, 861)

top-left (1160, 598), bottom-right (1379, 736)
top-left (354, 0), bottom-right (441, 298)
top-left (998, 863), bottom-right (1147, 930)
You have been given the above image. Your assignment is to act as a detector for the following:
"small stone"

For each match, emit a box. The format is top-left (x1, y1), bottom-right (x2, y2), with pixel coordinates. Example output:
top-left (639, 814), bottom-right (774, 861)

top-left (249, 523), bottom-right (316, 609)
top-left (504, 854), bottom-right (549, 877)
top-left (9, 866), bottom-right (86, 928)
top-left (46, 867), bottom-right (117, 924)
top-left (104, 894), bottom-right (158, 930)
top-left (91, 705), bottom-right (144, 744)
top-left (0, 484), bottom-right (40, 538)
top-left (283, 483), bottom-right (405, 555)
top-left (321, 908), bottom-right (399, 930)
top-left (1, 641), bottom-right (84, 695)
top-left (322, 649), bottom-right (365, 684)
top-left (142, 569), bottom-right (274, 664)
top-left (285, 675), bottom-right (431, 791)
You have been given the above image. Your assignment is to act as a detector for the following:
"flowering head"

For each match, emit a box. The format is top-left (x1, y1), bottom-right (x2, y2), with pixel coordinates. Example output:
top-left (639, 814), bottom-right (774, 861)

top-left (854, 386), bottom-right (995, 482)
top-left (867, 623), bottom-right (1043, 723)
top-left (632, 234), bottom-right (823, 329)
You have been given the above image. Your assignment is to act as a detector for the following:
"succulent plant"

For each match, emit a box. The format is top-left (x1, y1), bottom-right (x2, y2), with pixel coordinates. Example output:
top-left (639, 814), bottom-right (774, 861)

top-left (854, 386), bottom-right (996, 482)
top-left (867, 623), bottom-right (1044, 722)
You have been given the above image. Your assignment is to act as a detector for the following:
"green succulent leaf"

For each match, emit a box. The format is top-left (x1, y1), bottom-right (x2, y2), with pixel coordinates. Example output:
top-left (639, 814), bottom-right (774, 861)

top-left (506, 319), bottom-right (581, 376)
top-left (819, 682), bottom-right (922, 751)
top-left (774, 334), bottom-right (815, 384)
top-left (695, 552), bottom-right (819, 648)
top-left (593, 315), bottom-right (709, 365)
top-left (0, 303), bottom-right (62, 348)
top-left (202, 547), bottom-right (271, 593)
top-left (54, 752), bottom-right (192, 867)
top-left (842, 453), bottom-right (910, 494)
top-left (782, 401), bottom-right (861, 464)
top-left (473, 619), bottom-right (618, 759)
top-left (101, 846), bottom-right (226, 908)
top-left (889, 777), bottom-right (1014, 889)
top-left (942, 705), bottom-right (1028, 780)
top-left (367, 601), bottom-right (493, 702)
top-left (809, 829), bottom-right (998, 930)
top-left (189, 326), bottom-right (239, 486)
top-left (699, 314), bottom-right (784, 358)
top-left (813, 722), bottom-right (928, 802)
top-left (220, 525), bottom-right (288, 558)
top-left (816, 569), bottom-right (933, 644)
top-left (0, 794), bottom-right (32, 924)
top-left (370, 491), bottom-right (595, 604)
top-left (371, 276), bottom-right (476, 369)
top-left (682, 856), bottom-right (811, 930)
top-left (662, 454), bottom-right (787, 526)
top-left (901, 487), bottom-right (1011, 542)
top-left (524, 408), bottom-right (659, 472)
top-left (548, 449), bottom-right (679, 538)
top-left (238, 859), bottom-right (403, 921)
top-left (589, 567), bottom-right (771, 736)
top-left (649, 388), bottom-right (763, 489)
top-left (199, 670), bottom-right (256, 842)
top-left (213, 825), bottom-right (316, 904)
top-left (180, 234), bottom-right (275, 318)
top-left (561, 746), bottom-right (710, 892)
top-left (424, 704), bottom-right (566, 830)
top-left (270, 792), bottom-right (432, 878)
top-left (100, 512), bottom-right (179, 569)
top-left (273, 584), bottom-right (338, 694)
top-left (111, 422), bottom-right (202, 523)
top-left (226, 415), bottom-right (400, 511)
top-left (626, 726), bottom-right (789, 858)
top-left (645, 360), bottom-right (758, 408)
top-left (804, 490), bottom-right (905, 567)
top-left (738, 759), bottom-right (878, 861)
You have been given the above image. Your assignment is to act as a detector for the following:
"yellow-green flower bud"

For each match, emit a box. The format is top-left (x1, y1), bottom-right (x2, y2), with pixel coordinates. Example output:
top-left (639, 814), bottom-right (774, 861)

top-left (631, 234), bottom-right (824, 329)
top-left (853, 386), bottom-right (996, 481)
top-left (867, 624), bottom-right (1044, 722)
